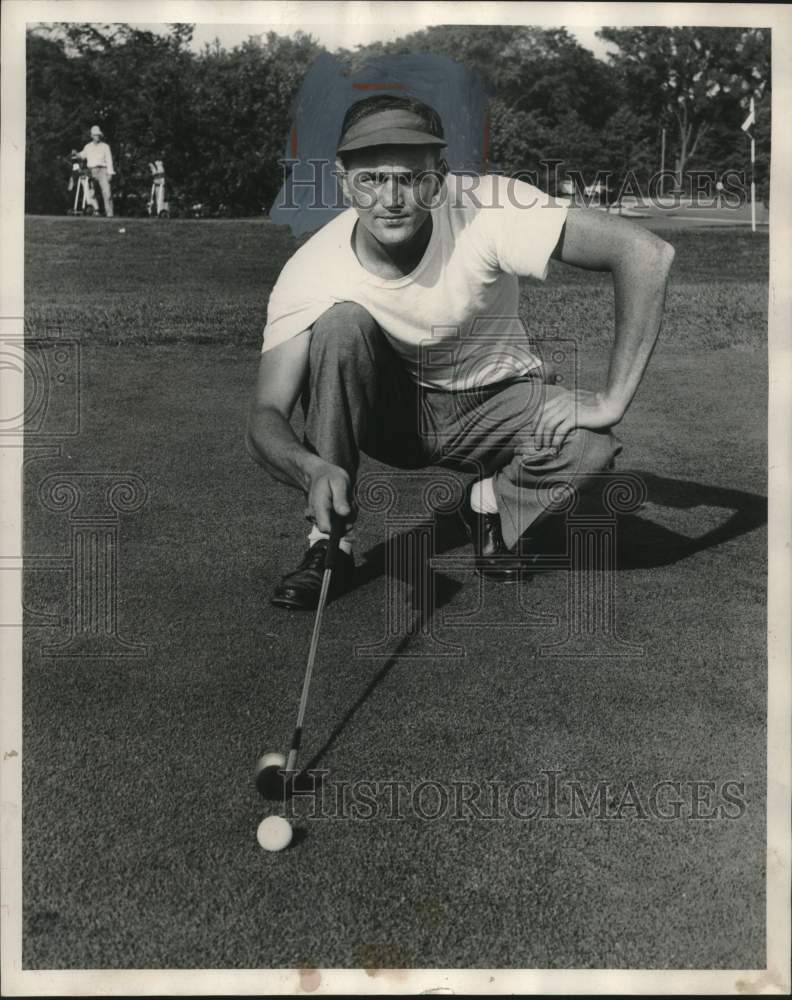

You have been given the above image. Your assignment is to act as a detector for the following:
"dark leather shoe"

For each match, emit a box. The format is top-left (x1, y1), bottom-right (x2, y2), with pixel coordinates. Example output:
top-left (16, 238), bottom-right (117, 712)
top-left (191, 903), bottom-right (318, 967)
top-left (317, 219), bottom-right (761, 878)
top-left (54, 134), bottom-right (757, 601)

top-left (271, 539), bottom-right (355, 610)
top-left (460, 481), bottom-right (523, 582)
top-left (515, 508), bottom-right (568, 562)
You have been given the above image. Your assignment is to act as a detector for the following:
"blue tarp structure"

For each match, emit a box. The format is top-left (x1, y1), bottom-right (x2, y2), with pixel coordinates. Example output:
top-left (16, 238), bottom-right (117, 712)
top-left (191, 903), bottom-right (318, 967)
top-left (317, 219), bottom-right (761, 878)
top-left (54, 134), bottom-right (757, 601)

top-left (270, 52), bottom-right (492, 236)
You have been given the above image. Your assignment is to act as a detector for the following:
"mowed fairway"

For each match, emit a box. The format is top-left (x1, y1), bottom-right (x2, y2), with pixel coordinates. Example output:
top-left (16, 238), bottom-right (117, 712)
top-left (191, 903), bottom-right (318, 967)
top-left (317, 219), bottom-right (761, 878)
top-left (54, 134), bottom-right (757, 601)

top-left (22, 215), bottom-right (767, 970)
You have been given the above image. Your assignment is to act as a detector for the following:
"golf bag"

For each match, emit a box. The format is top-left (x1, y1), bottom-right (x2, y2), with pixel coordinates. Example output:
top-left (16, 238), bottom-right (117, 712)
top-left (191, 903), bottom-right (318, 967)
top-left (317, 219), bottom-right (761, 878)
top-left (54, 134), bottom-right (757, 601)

top-left (147, 160), bottom-right (170, 218)
top-left (67, 154), bottom-right (99, 216)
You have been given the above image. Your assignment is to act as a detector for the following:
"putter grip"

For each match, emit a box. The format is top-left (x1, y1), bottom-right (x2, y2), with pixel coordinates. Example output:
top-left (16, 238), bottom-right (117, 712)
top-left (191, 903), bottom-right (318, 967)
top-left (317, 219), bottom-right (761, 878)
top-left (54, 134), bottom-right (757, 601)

top-left (325, 514), bottom-right (346, 571)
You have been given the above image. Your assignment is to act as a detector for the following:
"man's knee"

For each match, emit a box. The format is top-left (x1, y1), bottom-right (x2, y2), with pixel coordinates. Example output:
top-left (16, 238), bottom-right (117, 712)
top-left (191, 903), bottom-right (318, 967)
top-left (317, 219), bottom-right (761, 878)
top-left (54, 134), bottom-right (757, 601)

top-left (571, 427), bottom-right (621, 474)
top-left (309, 301), bottom-right (381, 361)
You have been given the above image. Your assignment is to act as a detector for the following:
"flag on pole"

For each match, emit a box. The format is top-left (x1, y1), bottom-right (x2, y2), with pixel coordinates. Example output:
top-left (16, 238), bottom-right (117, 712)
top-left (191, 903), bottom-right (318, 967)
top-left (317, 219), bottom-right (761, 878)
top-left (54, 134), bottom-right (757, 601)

top-left (741, 97), bottom-right (756, 133)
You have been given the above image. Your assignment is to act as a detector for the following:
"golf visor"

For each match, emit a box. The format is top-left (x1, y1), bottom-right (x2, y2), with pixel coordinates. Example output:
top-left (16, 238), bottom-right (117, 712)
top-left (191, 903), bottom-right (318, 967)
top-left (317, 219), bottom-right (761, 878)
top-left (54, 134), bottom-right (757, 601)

top-left (336, 109), bottom-right (447, 153)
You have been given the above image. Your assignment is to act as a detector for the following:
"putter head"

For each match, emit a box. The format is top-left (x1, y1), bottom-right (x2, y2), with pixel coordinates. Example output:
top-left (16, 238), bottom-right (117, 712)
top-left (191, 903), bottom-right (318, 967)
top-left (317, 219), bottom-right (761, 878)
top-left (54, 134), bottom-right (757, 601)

top-left (256, 768), bottom-right (302, 801)
top-left (256, 751), bottom-right (309, 801)
top-left (255, 752), bottom-right (287, 799)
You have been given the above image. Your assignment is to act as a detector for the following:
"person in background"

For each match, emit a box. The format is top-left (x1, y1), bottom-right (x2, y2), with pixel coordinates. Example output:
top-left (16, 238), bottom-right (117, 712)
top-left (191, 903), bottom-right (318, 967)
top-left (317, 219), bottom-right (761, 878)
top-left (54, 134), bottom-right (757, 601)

top-left (78, 125), bottom-right (115, 217)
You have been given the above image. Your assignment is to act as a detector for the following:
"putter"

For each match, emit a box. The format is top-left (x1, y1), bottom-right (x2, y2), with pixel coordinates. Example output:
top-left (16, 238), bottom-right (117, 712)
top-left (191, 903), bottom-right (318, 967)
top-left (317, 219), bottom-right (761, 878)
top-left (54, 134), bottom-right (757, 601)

top-left (286, 512), bottom-right (345, 772)
top-left (256, 512), bottom-right (345, 797)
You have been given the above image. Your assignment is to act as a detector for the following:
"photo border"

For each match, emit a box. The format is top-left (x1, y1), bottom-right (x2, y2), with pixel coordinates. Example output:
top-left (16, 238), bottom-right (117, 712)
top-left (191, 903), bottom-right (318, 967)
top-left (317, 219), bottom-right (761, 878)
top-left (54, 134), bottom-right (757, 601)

top-left (2, 1), bottom-right (790, 994)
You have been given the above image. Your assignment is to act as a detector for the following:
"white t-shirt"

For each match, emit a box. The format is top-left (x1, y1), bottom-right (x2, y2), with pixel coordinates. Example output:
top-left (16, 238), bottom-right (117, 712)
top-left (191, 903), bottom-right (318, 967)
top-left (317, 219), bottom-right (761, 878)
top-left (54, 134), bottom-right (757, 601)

top-left (262, 173), bottom-right (568, 390)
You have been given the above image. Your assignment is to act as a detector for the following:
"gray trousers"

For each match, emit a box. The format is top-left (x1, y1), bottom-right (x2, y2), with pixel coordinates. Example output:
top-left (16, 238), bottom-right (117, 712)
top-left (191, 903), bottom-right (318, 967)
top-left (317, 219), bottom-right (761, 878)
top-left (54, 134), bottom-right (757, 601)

top-left (90, 167), bottom-right (113, 217)
top-left (303, 302), bottom-right (621, 549)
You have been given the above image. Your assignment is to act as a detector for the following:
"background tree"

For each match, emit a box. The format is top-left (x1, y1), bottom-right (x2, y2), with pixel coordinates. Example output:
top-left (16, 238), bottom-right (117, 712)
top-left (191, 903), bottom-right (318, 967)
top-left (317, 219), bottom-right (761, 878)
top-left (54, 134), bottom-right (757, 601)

top-left (598, 26), bottom-right (770, 193)
top-left (342, 24), bottom-right (620, 181)
top-left (188, 32), bottom-right (321, 214)
top-left (25, 22), bottom-right (771, 215)
top-left (26, 31), bottom-right (97, 213)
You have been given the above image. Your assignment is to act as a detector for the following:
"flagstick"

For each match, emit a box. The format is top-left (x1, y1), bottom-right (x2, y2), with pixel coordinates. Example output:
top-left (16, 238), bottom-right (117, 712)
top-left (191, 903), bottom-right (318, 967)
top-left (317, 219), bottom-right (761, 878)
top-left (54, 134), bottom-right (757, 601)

top-left (741, 96), bottom-right (757, 233)
top-left (750, 134), bottom-right (756, 234)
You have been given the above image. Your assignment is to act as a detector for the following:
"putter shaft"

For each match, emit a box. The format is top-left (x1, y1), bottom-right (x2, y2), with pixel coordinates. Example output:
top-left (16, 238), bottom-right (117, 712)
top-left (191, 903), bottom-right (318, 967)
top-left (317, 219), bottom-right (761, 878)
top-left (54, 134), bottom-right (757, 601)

top-left (285, 515), bottom-right (344, 774)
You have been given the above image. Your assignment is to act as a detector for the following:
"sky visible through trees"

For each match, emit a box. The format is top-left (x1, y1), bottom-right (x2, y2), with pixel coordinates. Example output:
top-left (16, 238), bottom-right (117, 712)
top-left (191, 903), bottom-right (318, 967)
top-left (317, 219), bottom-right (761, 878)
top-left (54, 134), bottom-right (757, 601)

top-left (25, 22), bottom-right (770, 216)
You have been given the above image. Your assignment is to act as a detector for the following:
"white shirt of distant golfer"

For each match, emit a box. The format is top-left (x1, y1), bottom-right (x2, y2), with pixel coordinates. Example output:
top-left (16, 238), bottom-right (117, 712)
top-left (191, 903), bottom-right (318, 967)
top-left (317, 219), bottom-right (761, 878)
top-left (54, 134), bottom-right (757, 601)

top-left (80, 140), bottom-right (114, 176)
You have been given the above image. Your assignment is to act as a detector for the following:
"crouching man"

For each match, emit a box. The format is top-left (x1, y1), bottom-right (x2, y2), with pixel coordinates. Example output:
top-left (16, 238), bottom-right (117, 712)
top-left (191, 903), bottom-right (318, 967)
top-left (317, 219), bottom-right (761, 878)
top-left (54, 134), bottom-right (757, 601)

top-left (247, 95), bottom-right (674, 609)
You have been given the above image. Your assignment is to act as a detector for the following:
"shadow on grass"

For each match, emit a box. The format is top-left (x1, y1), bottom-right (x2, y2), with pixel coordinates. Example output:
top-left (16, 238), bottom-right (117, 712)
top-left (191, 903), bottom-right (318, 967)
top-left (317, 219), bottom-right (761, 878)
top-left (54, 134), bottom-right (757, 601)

top-left (297, 469), bottom-right (765, 772)
top-left (612, 471), bottom-right (767, 570)
top-left (301, 560), bottom-right (463, 775)
top-left (350, 468), bottom-right (767, 583)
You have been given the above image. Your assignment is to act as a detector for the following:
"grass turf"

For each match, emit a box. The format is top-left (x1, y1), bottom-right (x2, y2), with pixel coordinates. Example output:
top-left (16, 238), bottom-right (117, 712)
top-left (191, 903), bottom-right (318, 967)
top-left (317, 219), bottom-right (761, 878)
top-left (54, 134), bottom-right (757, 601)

top-left (24, 216), bottom-right (768, 351)
top-left (21, 216), bottom-right (767, 970)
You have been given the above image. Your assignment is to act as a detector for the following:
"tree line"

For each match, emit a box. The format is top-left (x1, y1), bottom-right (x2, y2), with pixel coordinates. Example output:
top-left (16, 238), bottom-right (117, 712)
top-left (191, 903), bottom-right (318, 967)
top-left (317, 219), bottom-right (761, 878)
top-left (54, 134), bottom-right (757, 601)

top-left (26, 22), bottom-right (770, 217)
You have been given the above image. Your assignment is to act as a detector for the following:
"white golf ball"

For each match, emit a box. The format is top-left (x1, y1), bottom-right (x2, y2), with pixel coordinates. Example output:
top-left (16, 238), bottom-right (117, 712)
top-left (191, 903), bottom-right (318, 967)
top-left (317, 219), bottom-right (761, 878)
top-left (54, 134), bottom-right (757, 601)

top-left (257, 815), bottom-right (293, 852)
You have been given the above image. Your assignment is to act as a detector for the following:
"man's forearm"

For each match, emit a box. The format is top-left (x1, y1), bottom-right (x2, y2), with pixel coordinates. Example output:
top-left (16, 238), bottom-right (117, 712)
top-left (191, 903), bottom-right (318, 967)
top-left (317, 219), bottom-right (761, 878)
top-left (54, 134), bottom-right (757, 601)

top-left (604, 240), bottom-right (675, 418)
top-left (246, 406), bottom-right (326, 492)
